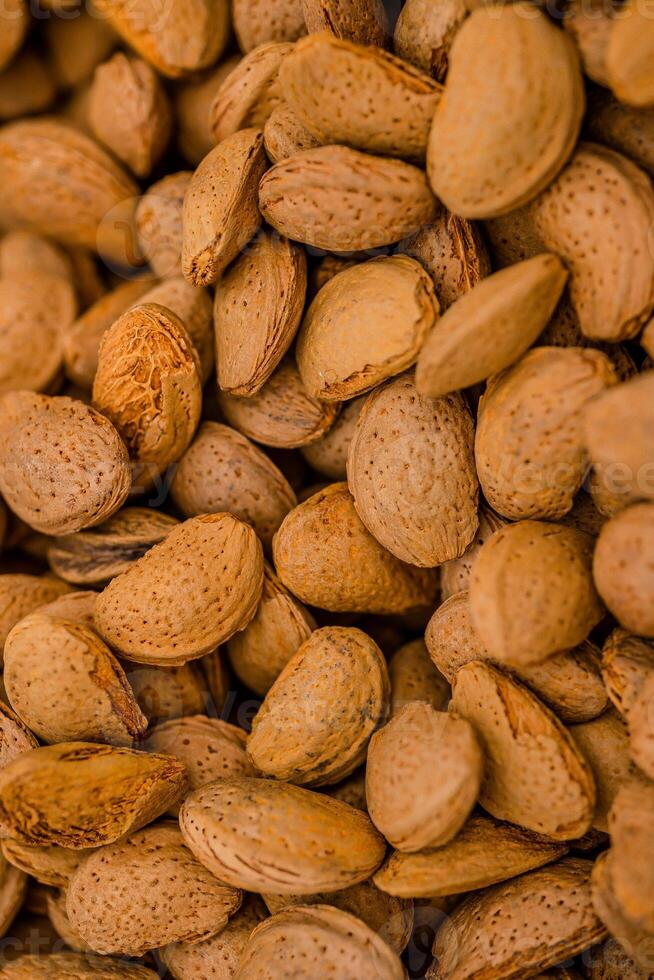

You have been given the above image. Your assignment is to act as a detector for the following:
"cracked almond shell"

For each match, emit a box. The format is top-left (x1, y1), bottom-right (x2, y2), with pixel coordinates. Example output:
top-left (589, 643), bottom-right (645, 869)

top-left (0, 742), bottom-right (187, 847)
top-left (180, 776), bottom-right (386, 894)
top-left (297, 257), bottom-right (439, 402)
top-left (272, 483), bottom-right (438, 614)
top-left (94, 514), bottom-right (264, 665)
top-left (0, 393), bottom-right (131, 537)
top-left (593, 503), bottom-right (654, 637)
top-left (347, 373), bottom-right (478, 566)
top-left (451, 662), bottom-right (596, 840)
top-left (138, 276), bottom-right (214, 384)
top-left (247, 626), bottom-right (390, 786)
top-left (210, 42), bottom-right (293, 143)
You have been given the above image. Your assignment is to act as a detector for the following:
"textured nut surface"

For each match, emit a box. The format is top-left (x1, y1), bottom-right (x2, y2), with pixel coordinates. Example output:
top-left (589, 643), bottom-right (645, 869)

top-left (0, 700), bottom-right (37, 771)
top-left (394, 0), bottom-right (467, 81)
top-left (66, 823), bottom-right (242, 955)
top-left (374, 812), bottom-right (568, 898)
top-left (264, 102), bottom-right (321, 162)
top-left (469, 520), bottom-right (604, 666)
top-left (138, 276), bottom-right (214, 384)
top-left (440, 505), bottom-right (507, 600)
top-left (388, 638), bottom-right (450, 718)
top-left (585, 88), bottom-right (654, 179)
top-left (135, 171), bottom-right (190, 279)
top-left (273, 483), bottom-right (438, 613)
top-left (210, 42), bottom-right (293, 144)
top-left (0, 573), bottom-right (71, 660)
top-left (259, 145), bottom-right (437, 252)
top-left (180, 776), bottom-right (386, 894)
top-left (94, 514), bottom-right (264, 665)
top-left (248, 626), bottom-right (390, 786)
top-left (301, 396), bottom-right (366, 480)
top-left (1, 839), bottom-right (87, 887)
top-left (347, 373), bottom-right (478, 566)
top-left (601, 628), bottom-right (654, 719)
top-left (366, 702), bottom-right (482, 851)
top-left (0, 953), bottom-right (160, 978)
top-left (593, 503), bottom-right (654, 637)
top-left (570, 710), bottom-right (636, 833)
top-left (451, 662), bottom-right (596, 840)
top-left (214, 230), bottom-right (307, 396)
top-left (301, 0), bottom-right (389, 45)
top-left (0, 742), bottom-right (187, 847)
top-left (4, 612), bottom-right (147, 746)
top-left (607, 780), bottom-right (654, 934)
top-left (591, 851), bottom-right (654, 975)
top-left (233, 0), bottom-right (306, 51)
top-left (0, 277), bottom-right (75, 395)
top-left (0, 393), bottom-right (131, 536)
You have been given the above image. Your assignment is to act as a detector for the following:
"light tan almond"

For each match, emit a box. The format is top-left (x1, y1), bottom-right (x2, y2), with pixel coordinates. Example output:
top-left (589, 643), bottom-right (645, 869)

top-left (0, 393), bottom-right (131, 536)
top-left (226, 562), bottom-right (315, 696)
top-left (210, 42), bottom-right (293, 143)
top-left (607, 781), bottom-right (654, 934)
top-left (263, 102), bottom-right (321, 162)
top-left (570, 710), bottom-right (640, 835)
top-left (233, 0), bottom-right (306, 51)
top-left (451, 662), bottom-right (596, 840)
top-left (259, 145), bottom-right (437, 252)
top-left (301, 0), bottom-right (389, 46)
top-left (4, 612), bottom-right (147, 747)
top-left (564, 0), bottom-right (614, 86)
top-left (388, 638), bottom-right (450, 718)
top-left (628, 669), bottom-right (654, 780)
top-left (475, 347), bottom-right (617, 521)
top-left (122, 660), bottom-right (207, 727)
top-left (139, 277), bottom-right (214, 384)
top-left (236, 904), bottom-right (404, 979)
top-left (171, 422), bottom-right (296, 547)
top-left (366, 702), bottom-right (482, 851)
top-left (601, 629), bottom-right (654, 719)
top-left (593, 503), bottom-right (654, 637)
top-left (0, 230), bottom-right (73, 283)
top-left (180, 776), bottom-right (386, 894)
top-left (280, 33), bottom-right (441, 160)
top-left (469, 521), bottom-right (604, 666)
top-left (0, 954), bottom-right (160, 978)
top-left (0, 742), bottom-right (187, 847)
top-left (0, 49), bottom-right (56, 122)
top-left (606, 0), bottom-right (654, 107)
top-left (297, 257), bottom-right (439, 401)
top-left (591, 851), bottom-right (654, 975)
top-left (93, 303), bottom-right (202, 478)
top-left (218, 358), bottom-right (340, 449)
top-left (347, 374), bottom-right (478, 566)
top-left (182, 128), bottom-right (267, 288)
top-left (248, 626), bottom-right (390, 786)
top-left (0, 700), bottom-right (37, 770)
top-left (136, 172), bottom-right (191, 279)
top-left (394, 0), bottom-right (468, 81)
top-left (173, 56), bottom-right (241, 166)
top-left (0, 573), bottom-right (72, 661)
top-left (95, 514), bottom-right (264, 665)
top-left (440, 505), bottom-right (507, 600)
top-left (214, 229), bottom-right (307, 396)
top-left (273, 482), bottom-right (438, 614)
top-left (586, 88), bottom-right (654, 179)
top-left (301, 396), bottom-right (366, 480)
top-left (45, 10), bottom-right (117, 90)
top-left (430, 858), bottom-right (606, 980)
top-left (0, 0), bottom-right (27, 72)
top-left (38, 591), bottom-right (97, 631)
top-left (374, 813), bottom-right (568, 899)
top-left (2, 840), bottom-right (89, 888)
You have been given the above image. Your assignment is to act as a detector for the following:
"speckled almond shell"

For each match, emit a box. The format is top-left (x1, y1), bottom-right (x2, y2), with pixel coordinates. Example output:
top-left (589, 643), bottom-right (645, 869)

top-left (180, 776), bottom-right (386, 894)
top-left (469, 520), bottom-right (604, 666)
top-left (94, 514), bottom-right (264, 665)
top-left (607, 781), bottom-right (654, 934)
top-left (451, 662), bottom-right (596, 840)
top-left (259, 145), bottom-right (437, 252)
top-left (264, 103), bottom-right (321, 162)
top-left (374, 812), bottom-right (568, 899)
top-left (182, 128), bottom-right (267, 288)
top-left (218, 358), bottom-right (340, 449)
top-left (135, 172), bottom-right (191, 279)
top-left (366, 702), bottom-right (482, 852)
top-left (272, 483), bottom-right (438, 613)
top-left (1, 839), bottom-right (88, 887)
top-left (66, 823), bottom-right (242, 956)
top-left (33, 592), bottom-right (97, 627)
top-left (0, 0), bottom-right (27, 72)
top-left (280, 33), bottom-right (440, 160)
top-left (429, 858), bottom-right (606, 980)
top-left (593, 503), bottom-right (654, 637)
top-left (123, 660), bottom-right (207, 726)
top-left (426, 591), bottom-right (608, 724)
top-left (0, 953), bottom-right (160, 979)
top-left (0, 277), bottom-right (75, 395)
top-left (297, 258), bottom-right (439, 402)
top-left (591, 852), bottom-right (654, 975)
top-left (247, 626), bottom-right (390, 786)
top-left (235, 904), bottom-right (404, 979)
top-left (606, 0), bottom-right (654, 107)
top-left (416, 255), bottom-right (568, 398)
top-left (347, 373), bottom-right (478, 567)
top-left (0, 573), bottom-right (72, 660)
top-left (0, 119), bottom-right (140, 267)
top-left (475, 347), bottom-right (617, 521)
top-left (427, 4), bottom-right (584, 218)
top-left (3, 612), bottom-right (147, 746)
top-left (440, 505), bottom-right (507, 600)
top-left (570, 710), bottom-right (636, 833)
top-left (601, 628), bottom-right (654, 719)
top-left (210, 42), bottom-right (293, 143)
top-left (0, 393), bottom-right (131, 537)
top-left (93, 0), bottom-right (230, 78)
top-left (171, 422), bottom-right (296, 547)
top-left (0, 742), bottom-right (187, 847)
top-left (139, 277), bottom-right (214, 384)
top-left (0, 700), bottom-right (37, 771)
top-left (92, 302), bottom-right (202, 476)
top-left (227, 562), bottom-right (315, 696)
top-left (388, 638), bottom-right (450, 718)
top-left (233, 0), bottom-right (306, 51)
top-left (214, 230), bottom-right (307, 396)
top-left (301, 396), bottom-right (366, 480)
top-left (394, 0), bottom-right (467, 81)
top-left (583, 937), bottom-right (649, 979)
top-left (301, 0), bottom-right (389, 46)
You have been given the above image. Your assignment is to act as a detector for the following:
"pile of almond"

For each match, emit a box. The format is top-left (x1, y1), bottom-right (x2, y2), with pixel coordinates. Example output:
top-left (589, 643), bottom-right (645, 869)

top-left (0, 0), bottom-right (653, 976)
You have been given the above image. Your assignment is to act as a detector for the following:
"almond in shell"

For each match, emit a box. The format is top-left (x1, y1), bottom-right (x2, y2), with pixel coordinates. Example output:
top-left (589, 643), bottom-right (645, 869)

top-left (388, 638), bottom-right (450, 718)
top-left (0, 0), bottom-right (27, 72)
top-left (570, 710), bottom-right (638, 833)
top-left (263, 102), bottom-right (321, 162)
top-left (300, 395), bottom-right (366, 480)
top-left (139, 276), bottom-right (214, 384)
top-left (123, 660), bottom-right (207, 727)
top-left (0, 954), bottom-right (160, 979)
top-left (606, 0), bottom-right (654, 107)
top-left (593, 503), bottom-right (654, 637)
top-left (233, 0), bottom-right (306, 51)
top-left (300, 0), bottom-right (389, 46)
top-left (0, 573), bottom-right (72, 661)
top-left (586, 88), bottom-right (654, 179)
top-left (440, 505), bottom-right (507, 601)
top-left (210, 42), bottom-right (293, 143)
top-left (394, 0), bottom-right (467, 81)
top-left (1, 839), bottom-right (88, 888)
top-left (135, 171), bottom-right (191, 279)
top-left (601, 628), bottom-right (654, 719)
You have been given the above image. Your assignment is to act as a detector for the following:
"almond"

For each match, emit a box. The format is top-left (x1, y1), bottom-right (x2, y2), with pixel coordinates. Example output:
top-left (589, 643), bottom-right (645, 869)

top-left (94, 514), bottom-right (264, 665)
top-left (586, 89), bottom-right (654, 179)
top-left (263, 102), bottom-right (321, 162)
top-left (440, 505), bottom-right (507, 601)
top-left (182, 128), bottom-right (267, 287)
top-left (583, 937), bottom-right (650, 979)
top-left (139, 277), bottom-right (214, 384)
top-left (233, 0), bottom-right (306, 51)
top-left (0, 0), bottom-right (27, 72)
top-left (606, 781), bottom-right (654, 933)
top-left (301, 395), bottom-right (366, 480)
top-left (38, 590), bottom-right (97, 630)
top-left (174, 56), bottom-right (241, 165)
top-left (601, 628), bottom-right (654, 719)
top-left (66, 823), bottom-right (242, 955)
top-left (469, 520), bottom-right (604, 666)
top-left (180, 776), bottom-right (386, 893)
top-left (280, 33), bottom-right (441, 160)
top-left (347, 373), bottom-right (478, 566)
top-left (428, 3), bottom-right (584, 218)
top-left (210, 42), bottom-right (293, 143)
top-left (571, 710), bottom-right (640, 836)
top-left (0, 573), bottom-right (72, 661)
top-left (606, 0), bottom-right (654, 107)
top-left (593, 503), bottom-right (654, 636)
top-left (259, 145), bottom-right (437, 252)
top-left (1, 840), bottom-right (88, 888)
top-left (564, 0), bottom-right (613, 86)
top-left (123, 661), bottom-right (207, 727)
top-left (394, 0), bottom-right (467, 81)
top-left (272, 482), bottom-right (438, 613)
top-left (628, 670), bottom-right (654, 779)
top-left (388, 638), bottom-right (450, 718)
top-left (0, 742), bottom-right (187, 847)
top-left (0, 850), bottom-right (26, 937)
top-left (366, 702), bottom-right (482, 851)
top-left (248, 626), bottom-right (390, 785)
top-left (297, 258), bottom-right (439, 401)
top-left (0, 954), bottom-right (160, 978)
top-left (374, 812), bottom-right (568, 899)
top-left (214, 229), bottom-right (307, 396)
top-left (591, 851), bottom-right (654, 974)
top-left (0, 700), bottom-right (37, 770)
top-left (135, 171), bottom-right (191, 278)
top-left (300, 0), bottom-right (389, 46)
top-left (0, 393), bottom-right (131, 536)
top-left (0, 230), bottom-right (73, 283)
top-left (451, 662), bottom-right (596, 840)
